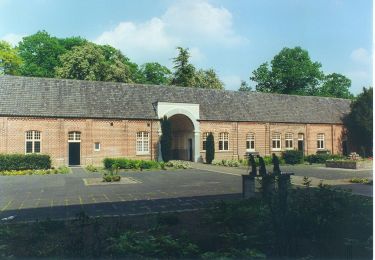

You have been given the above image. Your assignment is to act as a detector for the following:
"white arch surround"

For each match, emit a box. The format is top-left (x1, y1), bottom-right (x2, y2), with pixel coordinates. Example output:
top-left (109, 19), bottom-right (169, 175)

top-left (157, 102), bottom-right (200, 162)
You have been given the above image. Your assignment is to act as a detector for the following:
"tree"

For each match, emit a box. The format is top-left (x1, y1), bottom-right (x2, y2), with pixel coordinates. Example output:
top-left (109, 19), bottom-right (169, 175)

top-left (343, 87), bottom-right (373, 156)
top-left (171, 47), bottom-right (196, 87)
top-left (0, 41), bottom-right (22, 75)
top-left (205, 133), bottom-right (215, 164)
top-left (58, 36), bottom-right (87, 51)
top-left (251, 47), bottom-right (323, 95)
top-left (319, 73), bottom-right (354, 99)
top-left (139, 62), bottom-right (171, 85)
top-left (160, 116), bottom-right (172, 162)
top-left (193, 69), bottom-right (224, 89)
top-left (55, 43), bottom-right (133, 82)
top-left (18, 30), bottom-right (65, 77)
top-left (238, 80), bottom-right (252, 92)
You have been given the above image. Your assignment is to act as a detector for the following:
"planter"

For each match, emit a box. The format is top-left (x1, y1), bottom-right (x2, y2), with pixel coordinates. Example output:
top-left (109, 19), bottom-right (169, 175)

top-left (325, 160), bottom-right (372, 169)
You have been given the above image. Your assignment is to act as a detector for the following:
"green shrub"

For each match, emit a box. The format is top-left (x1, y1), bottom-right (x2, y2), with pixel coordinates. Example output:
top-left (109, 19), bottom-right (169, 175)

top-left (85, 165), bottom-right (98, 172)
top-left (0, 154), bottom-right (51, 171)
top-left (305, 153), bottom-right (346, 164)
top-left (165, 160), bottom-right (191, 169)
top-left (282, 150), bottom-right (303, 165)
top-left (103, 158), bottom-right (161, 170)
top-left (205, 133), bottom-right (215, 164)
top-left (0, 167), bottom-right (70, 176)
top-left (57, 166), bottom-right (70, 174)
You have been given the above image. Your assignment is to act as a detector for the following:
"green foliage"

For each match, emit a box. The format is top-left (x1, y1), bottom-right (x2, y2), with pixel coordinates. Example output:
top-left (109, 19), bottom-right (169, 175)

top-left (160, 116), bottom-right (172, 162)
top-left (343, 87), bottom-right (373, 156)
top-left (0, 166), bottom-right (70, 175)
top-left (18, 30), bottom-right (66, 77)
top-left (238, 80), bottom-right (252, 91)
top-left (171, 47), bottom-right (196, 87)
top-left (305, 153), bottom-right (345, 164)
top-left (0, 40), bottom-right (22, 75)
top-left (103, 164), bottom-right (121, 182)
top-left (192, 68), bottom-right (224, 90)
top-left (85, 164), bottom-right (99, 172)
top-left (205, 133), bottom-right (215, 164)
top-left (0, 154), bottom-right (51, 170)
top-left (55, 43), bottom-right (133, 83)
top-left (349, 178), bottom-right (371, 184)
top-left (282, 150), bottom-right (304, 165)
top-left (212, 159), bottom-right (241, 167)
top-left (319, 73), bottom-right (354, 99)
top-left (103, 158), bottom-right (160, 170)
top-left (164, 160), bottom-right (192, 169)
top-left (251, 47), bottom-right (323, 95)
top-left (139, 62), bottom-right (171, 85)
top-left (108, 230), bottom-right (199, 258)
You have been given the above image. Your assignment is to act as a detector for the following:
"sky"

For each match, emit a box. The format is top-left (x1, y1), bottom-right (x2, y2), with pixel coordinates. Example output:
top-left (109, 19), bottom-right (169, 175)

top-left (0, 0), bottom-right (372, 94)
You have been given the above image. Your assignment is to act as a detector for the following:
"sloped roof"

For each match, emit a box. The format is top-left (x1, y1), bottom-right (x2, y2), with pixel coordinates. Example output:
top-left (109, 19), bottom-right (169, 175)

top-left (0, 75), bottom-right (350, 124)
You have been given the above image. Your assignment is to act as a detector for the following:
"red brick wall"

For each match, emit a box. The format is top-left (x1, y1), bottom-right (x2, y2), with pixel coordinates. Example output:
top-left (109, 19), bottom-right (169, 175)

top-left (0, 116), bottom-right (345, 166)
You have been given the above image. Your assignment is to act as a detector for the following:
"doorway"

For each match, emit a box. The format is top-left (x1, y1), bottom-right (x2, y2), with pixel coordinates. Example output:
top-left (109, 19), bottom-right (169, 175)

top-left (68, 131), bottom-right (81, 166)
top-left (298, 133), bottom-right (304, 154)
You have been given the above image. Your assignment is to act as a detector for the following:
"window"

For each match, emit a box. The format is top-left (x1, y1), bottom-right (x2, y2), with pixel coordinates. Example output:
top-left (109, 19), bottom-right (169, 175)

top-left (68, 131), bottom-right (81, 142)
top-left (136, 131), bottom-right (149, 154)
top-left (246, 132), bottom-right (255, 151)
top-left (94, 142), bottom-right (100, 151)
top-left (25, 130), bottom-right (41, 154)
top-left (285, 133), bottom-right (293, 149)
top-left (272, 132), bottom-right (281, 150)
top-left (219, 132), bottom-right (229, 151)
top-left (317, 133), bottom-right (325, 149)
top-left (202, 132), bottom-right (211, 151)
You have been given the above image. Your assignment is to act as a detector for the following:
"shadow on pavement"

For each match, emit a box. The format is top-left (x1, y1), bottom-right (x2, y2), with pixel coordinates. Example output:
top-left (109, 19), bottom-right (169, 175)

top-left (0, 193), bottom-right (242, 222)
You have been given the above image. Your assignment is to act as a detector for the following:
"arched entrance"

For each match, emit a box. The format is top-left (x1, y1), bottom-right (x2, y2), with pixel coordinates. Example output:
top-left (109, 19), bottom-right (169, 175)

top-left (169, 114), bottom-right (195, 161)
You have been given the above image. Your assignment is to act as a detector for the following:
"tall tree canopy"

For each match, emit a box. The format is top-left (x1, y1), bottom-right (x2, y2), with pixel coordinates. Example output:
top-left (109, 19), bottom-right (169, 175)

top-left (171, 47), bottom-right (196, 87)
top-left (139, 62), bottom-right (171, 85)
top-left (343, 87), bottom-right (373, 156)
top-left (251, 47), bottom-right (324, 95)
top-left (192, 69), bottom-right (224, 89)
top-left (318, 73), bottom-right (353, 99)
top-left (18, 31), bottom-right (66, 77)
top-left (55, 43), bottom-right (133, 82)
top-left (238, 80), bottom-right (252, 92)
top-left (0, 41), bottom-right (22, 75)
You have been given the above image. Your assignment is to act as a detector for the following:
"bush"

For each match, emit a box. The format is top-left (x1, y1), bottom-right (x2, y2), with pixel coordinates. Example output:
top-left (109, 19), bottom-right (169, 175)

top-left (164, 160), bottom-right (191, 169)
top-left (305, 153), bottom-right (345, 164)
top-left (205, 133), bottom-right (215, 164)
top-left (103, 158), bottom-right (160, 170)
top-left (0, 167), bottom-right (70, 176)
top-left (282, 150), bottom-right (303, 165)
top-left (0, 154), bottom-right (51, 171)
top-left (85, 165), bottom-right (99, 172)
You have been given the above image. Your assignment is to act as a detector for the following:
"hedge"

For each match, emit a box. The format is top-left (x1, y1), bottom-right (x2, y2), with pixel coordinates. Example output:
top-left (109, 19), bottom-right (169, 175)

top-left (282, 150), bottom-right (303, 165)
top-left (0, 154), bottom-right (51, 171)
top-left (103, 158), bottom-right (160, 170)
top-left (305, 153), bottom-right (345, 164)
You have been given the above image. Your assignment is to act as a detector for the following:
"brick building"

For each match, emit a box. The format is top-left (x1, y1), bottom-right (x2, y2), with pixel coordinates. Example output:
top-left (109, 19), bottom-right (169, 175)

top-left (0, 76), bottom-right (351, 166)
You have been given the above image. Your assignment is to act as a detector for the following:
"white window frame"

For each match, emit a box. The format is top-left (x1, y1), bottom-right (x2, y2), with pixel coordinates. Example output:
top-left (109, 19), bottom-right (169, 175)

top-left (94, 142), bottom-right (101, 151)
top-left (272, 132), bottom-right (281, 151)
top-left (219, 132), bottom-right (229, 151)
top-left (246, 132), bottom-right (255, 152)
top-left (25, 130), bottom-right (41, 154)
top-left (68, 131), bottom-right (81, 142)
top-left (317, 133), bottom-right (325, 150)
top-left (285, 132), bottom-right (293, 150)
top-left (202, 132), bottom-right (211, 151)
top-left (136, 131), bottom-right (150, 155)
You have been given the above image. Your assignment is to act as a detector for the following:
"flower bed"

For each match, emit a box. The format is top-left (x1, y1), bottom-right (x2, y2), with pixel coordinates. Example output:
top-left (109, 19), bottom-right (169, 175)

top-left (0, 166), bottom-right (70, 176)
top-left (325, 160), bottom-right (372, 169)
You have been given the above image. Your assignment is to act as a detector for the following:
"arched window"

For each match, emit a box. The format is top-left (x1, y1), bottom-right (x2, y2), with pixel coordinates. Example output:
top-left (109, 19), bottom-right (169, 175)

top-left (317, 133), bottom-right (325, 149)
top-left (246, 132), bottom-right (255, 151)
top-left (136, 131), bottom-right (149, 154)
top-left (285, 133), bottom-right (293, 149)
top-left (68, 131), bottom-right (81, 142)
top-left (25, 130), bottom-right (41, 154)
top-left (219, 132), bottom-right (229, 151)
top-left (272, 132), bottom-right (281, 151)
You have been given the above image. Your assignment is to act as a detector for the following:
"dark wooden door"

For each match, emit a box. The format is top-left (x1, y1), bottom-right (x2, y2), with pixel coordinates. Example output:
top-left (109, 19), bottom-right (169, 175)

top-left (69, 143), bottom-right (80, 166)
top-left (298, 140), bottom-right (304, 153)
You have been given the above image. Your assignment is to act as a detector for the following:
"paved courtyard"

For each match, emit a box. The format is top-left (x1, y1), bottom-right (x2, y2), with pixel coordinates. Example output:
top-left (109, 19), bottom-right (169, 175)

top-left (0, 164), bottom-right (372, 222)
